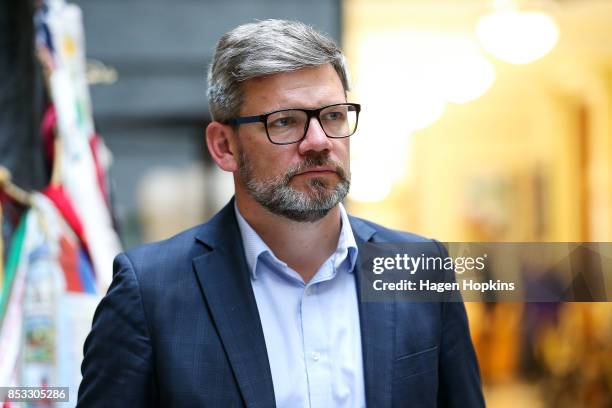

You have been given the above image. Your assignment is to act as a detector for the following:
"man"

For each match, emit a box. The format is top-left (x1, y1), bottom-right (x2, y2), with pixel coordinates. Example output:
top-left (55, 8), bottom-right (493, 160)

top-left (78, 19), bottom-right (484, 407)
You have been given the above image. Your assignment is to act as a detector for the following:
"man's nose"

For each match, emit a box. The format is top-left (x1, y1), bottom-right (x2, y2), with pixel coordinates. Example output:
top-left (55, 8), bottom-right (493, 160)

top-left (298, 117), bottom-right (332, 154)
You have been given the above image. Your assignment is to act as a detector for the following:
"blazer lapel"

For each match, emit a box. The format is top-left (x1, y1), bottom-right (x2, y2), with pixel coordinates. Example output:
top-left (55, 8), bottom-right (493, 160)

top-left (192, 201), bottom-right (276, 408)
top-left (350, 216), bottom-right (395, 408)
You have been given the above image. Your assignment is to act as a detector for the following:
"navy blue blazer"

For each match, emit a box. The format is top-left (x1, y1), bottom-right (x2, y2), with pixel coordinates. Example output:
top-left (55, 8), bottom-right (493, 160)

top-left (78, 199), bottom-right (485, 407)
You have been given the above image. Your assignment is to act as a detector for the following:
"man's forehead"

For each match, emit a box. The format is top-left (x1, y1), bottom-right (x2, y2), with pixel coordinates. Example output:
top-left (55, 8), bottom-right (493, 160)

top-left (239, 64), bottom-right (346, 111)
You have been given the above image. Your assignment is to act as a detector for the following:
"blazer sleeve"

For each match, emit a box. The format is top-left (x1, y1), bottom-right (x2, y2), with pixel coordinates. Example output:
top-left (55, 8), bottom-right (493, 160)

top-left (77, 253), bottom-right (156, 407)
top-left (434, 242), bottom-right (486, 408)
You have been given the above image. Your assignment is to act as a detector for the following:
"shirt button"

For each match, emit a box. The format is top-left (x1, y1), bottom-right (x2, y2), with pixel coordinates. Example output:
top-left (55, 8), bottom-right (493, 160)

top-left (305, 287), bottom-right (314, 296)
top-left (311, 351), bottom-right (321, 361)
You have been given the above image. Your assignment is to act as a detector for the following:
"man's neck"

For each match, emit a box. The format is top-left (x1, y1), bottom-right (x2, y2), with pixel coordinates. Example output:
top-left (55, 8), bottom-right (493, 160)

top-left (235, 192), bottom-right (342, 283)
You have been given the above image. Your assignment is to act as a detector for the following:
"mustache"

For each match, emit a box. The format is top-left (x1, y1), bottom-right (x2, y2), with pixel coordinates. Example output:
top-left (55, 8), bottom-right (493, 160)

top-left (285, 152), bottom-right (348, 181)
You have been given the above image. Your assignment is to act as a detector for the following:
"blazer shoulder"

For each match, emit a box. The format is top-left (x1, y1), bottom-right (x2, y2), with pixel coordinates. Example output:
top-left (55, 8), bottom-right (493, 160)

top-left (119, 224), bottom-right (207, 275)
top-left (349, 215), bottom-right (434, 243)
top-left (349, 215), bottom-right (449, 258)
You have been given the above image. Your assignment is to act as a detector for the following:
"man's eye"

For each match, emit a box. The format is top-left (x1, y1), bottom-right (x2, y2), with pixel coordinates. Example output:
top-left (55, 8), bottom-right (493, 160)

top-left (323, 111), bottom-right (345, 121)
top-left (270, 117), bottom-right (297, 127)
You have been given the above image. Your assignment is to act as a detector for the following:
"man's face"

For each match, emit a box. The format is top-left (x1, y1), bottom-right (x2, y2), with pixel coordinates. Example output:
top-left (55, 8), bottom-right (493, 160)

top-left (234, 64), bottom-right (351, 222)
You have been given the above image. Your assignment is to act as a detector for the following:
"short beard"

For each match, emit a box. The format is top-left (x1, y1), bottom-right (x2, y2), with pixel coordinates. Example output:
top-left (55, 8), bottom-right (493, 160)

top-left (237, 149), bottom-right (350, 223)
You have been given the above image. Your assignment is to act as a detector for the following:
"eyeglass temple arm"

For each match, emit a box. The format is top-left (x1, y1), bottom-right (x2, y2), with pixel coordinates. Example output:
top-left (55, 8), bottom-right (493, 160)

top-left (226, 115), bottom-right (264, 125)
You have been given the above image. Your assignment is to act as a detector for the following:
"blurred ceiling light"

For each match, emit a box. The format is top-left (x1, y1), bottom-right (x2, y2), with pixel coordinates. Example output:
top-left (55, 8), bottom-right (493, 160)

top-left (476, 10), bottom-right (560, 64)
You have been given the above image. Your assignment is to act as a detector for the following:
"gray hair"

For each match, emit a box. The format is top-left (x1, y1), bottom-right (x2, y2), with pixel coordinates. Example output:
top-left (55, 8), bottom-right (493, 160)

top-left (207, 19), bottom-right (350, 123)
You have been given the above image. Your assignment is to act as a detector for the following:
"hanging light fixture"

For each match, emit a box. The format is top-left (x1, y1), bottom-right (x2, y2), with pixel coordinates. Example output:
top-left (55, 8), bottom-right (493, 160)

top-left (476, 1), bottom-right (560, 64)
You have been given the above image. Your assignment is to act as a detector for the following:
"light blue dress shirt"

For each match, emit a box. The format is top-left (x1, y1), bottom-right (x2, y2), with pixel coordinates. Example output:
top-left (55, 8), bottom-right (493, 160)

top-left (234, 203), bottom-right (365, 408)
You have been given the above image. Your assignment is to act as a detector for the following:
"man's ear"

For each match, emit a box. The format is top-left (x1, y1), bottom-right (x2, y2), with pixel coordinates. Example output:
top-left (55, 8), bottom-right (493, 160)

top-left (206, 121), bottom-right (239, 172)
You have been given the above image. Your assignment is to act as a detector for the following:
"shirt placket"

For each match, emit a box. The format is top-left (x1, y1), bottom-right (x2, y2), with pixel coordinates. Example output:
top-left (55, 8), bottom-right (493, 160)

top-left (300, 267), bottom-right (333, 408)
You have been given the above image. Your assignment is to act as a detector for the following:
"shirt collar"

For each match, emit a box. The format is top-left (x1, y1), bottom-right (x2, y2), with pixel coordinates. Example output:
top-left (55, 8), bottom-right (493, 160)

top-left (234, 202), bottom-right (358, 280)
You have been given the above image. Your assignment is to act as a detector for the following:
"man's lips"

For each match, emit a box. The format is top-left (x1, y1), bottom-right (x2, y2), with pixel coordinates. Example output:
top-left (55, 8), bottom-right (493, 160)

top-left (295, 166), bottom-right (338, 176)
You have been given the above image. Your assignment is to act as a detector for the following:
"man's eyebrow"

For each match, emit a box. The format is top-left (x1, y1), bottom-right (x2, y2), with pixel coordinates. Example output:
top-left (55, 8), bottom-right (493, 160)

top-left (271, 101), bottom-right (349, 111)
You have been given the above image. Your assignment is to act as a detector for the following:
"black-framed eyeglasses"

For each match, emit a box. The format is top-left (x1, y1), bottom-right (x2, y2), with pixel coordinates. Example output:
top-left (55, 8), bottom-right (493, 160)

top-left (225, 103), bottom-right (361, 145)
